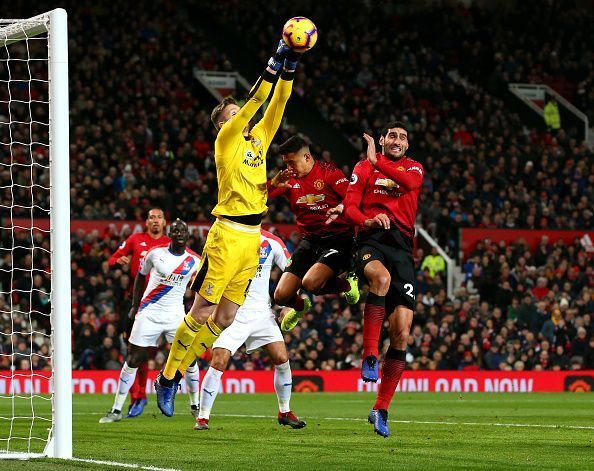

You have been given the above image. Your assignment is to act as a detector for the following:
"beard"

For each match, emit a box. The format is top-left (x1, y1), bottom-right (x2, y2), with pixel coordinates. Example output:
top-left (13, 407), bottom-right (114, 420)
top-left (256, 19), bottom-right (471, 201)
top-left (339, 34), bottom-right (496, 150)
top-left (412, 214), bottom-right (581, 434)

top-left (383, 145), bottom-right (407, 160)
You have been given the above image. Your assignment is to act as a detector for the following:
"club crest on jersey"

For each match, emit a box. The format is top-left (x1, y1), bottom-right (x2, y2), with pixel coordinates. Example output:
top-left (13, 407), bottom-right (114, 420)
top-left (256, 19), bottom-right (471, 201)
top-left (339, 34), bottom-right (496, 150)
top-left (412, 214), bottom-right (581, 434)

top-left (296, 193), bottom-right (326, 205)
top-left (314, 179), bottom-right (325, 190)
top-left (204, 283), bottom-right (214, 296)
top-left (183, 260), bottom-right (191, 271)
top-left (397, 166), bottom-right (406, 172)
top-left (259, 240), bottom-right (272, 264)
top-left (251, 137), bottom-right (262, 147)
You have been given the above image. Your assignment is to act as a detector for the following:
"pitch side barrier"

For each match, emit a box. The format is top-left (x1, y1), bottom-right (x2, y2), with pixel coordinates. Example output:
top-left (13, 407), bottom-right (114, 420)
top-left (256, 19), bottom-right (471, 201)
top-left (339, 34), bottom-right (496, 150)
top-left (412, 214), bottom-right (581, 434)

top-left (3, 370), bottom-right (593, 394)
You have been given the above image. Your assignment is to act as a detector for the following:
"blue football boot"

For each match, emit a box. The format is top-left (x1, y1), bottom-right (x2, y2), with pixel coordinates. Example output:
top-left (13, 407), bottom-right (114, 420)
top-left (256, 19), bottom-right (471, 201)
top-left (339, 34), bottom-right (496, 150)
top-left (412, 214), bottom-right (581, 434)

top-left (368, 408), bottom-right (389, 438)
top-left (126, 398), bottom-right (147, 418)
top-left (154, 375), bottom-right (179, 417)
top-left (361, 355), bottom-right (379, 382)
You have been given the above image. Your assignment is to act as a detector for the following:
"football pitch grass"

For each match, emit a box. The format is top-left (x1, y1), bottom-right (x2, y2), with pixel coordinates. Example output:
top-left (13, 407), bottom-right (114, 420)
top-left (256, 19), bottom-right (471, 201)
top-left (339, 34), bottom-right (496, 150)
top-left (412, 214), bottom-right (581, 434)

top-left (2, 392), bottom-right (593, 470)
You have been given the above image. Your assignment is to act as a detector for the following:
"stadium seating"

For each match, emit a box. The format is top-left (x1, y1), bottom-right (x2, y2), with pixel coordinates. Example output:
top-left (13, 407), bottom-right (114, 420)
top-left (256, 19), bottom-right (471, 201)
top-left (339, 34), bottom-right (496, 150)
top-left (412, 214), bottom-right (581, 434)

top-left (2, 0), bottom-right (593, 373)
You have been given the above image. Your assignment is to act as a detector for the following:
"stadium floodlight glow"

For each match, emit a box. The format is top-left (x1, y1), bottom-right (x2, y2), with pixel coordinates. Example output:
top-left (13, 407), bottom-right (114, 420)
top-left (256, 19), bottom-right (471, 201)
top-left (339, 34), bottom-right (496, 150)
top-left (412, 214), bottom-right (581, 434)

top-left (0, 8), bottom-right (71, 460)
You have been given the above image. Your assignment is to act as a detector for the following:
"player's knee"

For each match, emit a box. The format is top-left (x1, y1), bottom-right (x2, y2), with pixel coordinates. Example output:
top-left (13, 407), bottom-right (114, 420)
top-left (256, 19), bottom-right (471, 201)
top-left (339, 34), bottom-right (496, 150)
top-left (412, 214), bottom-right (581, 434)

top-left (126, 352), bottom-right (143, 369)
top-left (271, 351), bottom-right (289, 365)
top-left (370, 272), bottom-right (391, 292)
top-left (210, 357), bottom-right (227, 371)
top-left (301, 274), bottom-right (323, 293)
top-left (274, 286), bottom-right (292, 305)
top-left (210, 349), bottom-right (230, 371)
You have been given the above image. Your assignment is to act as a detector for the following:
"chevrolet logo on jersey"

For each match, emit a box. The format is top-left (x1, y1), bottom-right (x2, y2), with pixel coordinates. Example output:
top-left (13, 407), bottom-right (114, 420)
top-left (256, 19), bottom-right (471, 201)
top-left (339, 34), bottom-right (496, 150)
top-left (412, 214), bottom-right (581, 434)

top-left (296, 193), bottom-right (326, 205)
top-left (375, 178), bottom-right (399, 189)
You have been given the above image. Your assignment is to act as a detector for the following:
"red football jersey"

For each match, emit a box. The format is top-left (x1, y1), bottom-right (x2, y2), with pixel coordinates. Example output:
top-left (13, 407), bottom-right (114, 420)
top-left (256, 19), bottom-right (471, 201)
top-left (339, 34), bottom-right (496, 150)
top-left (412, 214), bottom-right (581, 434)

top-left (268, 160), bottom-right (352, 237)
top-left (108, 232), bottom-right (170, 279)
top-left (343, 153), bottom-right (424, 240)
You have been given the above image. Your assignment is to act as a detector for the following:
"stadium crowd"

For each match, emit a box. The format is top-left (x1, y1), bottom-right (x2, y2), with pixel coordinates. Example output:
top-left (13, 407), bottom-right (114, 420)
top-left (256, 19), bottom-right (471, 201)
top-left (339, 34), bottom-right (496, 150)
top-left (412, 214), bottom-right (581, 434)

top-left (203, 0), bottom-right (594, 254)
top-left (1, 0), bottom-right (593, 374)
top-left (1, 225), bottom-right (593, 373)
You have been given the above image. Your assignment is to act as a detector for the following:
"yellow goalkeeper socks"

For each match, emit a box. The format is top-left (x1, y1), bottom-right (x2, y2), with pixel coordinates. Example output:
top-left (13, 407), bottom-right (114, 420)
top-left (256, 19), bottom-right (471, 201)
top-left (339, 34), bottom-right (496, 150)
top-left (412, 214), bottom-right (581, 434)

top-left (163, 313), bottom-right (202, 380)
top-left (190, 316), bottom-right (223, 358)
top-left (178, 316), bottom-right (223, 375)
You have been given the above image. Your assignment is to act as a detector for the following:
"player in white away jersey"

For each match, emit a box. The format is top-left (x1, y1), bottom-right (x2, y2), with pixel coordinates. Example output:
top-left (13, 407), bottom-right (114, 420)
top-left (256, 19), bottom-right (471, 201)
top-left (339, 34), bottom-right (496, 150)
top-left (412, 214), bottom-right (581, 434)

top-left (194, 229), bottom-right (306, 430)
top-left (100, 219), bottom-right (201, 423)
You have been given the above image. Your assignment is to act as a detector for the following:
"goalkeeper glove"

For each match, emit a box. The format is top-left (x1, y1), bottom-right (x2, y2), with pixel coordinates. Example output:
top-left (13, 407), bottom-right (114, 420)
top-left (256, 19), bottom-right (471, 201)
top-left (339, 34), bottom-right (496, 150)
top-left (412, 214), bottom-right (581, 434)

top-left (283, 49), bottom-right (301, 73)
top-left (267, 39), bottom-right (291, 72)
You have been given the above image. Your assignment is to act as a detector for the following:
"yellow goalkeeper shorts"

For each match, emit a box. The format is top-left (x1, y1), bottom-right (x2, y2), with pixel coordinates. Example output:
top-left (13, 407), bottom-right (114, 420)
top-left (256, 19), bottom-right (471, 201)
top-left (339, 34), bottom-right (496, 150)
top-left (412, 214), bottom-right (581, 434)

top-left (191, 217), bottom-right (260, 306)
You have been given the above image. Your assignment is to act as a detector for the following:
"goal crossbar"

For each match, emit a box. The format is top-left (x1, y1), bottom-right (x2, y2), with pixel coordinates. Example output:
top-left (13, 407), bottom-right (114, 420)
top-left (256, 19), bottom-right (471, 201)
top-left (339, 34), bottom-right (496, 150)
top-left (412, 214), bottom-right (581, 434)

top-left (0, 12), bottom-right (50, 46)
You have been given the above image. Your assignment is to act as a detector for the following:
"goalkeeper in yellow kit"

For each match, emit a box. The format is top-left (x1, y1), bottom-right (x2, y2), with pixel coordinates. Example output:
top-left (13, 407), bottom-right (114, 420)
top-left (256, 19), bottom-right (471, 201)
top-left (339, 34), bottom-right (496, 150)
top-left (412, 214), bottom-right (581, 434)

top-left (155, 39), bottom-right (304, 416)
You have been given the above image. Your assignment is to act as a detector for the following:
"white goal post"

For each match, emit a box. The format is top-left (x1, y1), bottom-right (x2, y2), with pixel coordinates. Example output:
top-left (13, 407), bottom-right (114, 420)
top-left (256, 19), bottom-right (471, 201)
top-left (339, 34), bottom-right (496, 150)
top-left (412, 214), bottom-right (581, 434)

top-left (0, 8), bottom-right (71, 459)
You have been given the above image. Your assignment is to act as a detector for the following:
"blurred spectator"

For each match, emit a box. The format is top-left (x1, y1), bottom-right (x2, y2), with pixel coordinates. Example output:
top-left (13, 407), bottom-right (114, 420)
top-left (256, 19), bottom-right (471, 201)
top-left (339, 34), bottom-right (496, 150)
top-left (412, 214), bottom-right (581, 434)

top-left (421, 247), bottom-right (446, 279)
top-left (543, 97), bottom-right (561, 131)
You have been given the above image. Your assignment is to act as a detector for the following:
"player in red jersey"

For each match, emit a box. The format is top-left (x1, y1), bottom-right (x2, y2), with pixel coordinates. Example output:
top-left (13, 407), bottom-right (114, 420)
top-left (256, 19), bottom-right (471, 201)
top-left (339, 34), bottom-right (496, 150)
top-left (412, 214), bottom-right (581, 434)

top-left (108, 207), bottom-right (170, 418)
top-left (267, 136), bottom-right (359, 331)
top-left (326, 122), bottom-right (423, 438)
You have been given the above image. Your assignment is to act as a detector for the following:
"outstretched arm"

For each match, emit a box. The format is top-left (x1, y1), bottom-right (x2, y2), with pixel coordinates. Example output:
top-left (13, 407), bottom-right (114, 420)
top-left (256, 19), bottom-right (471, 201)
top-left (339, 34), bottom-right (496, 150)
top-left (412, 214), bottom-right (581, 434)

top-left (253, 48), bottom-right (300, 143)
top-left (218, 41), bottom-right (293, 142)
top-left (217, 72), bottom-right (276, 141)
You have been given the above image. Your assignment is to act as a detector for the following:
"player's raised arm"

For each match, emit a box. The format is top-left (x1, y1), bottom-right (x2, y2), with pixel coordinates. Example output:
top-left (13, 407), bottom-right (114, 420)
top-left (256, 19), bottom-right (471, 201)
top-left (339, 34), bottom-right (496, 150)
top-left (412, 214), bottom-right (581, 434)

top-left (215, 41), bottom-right (291, 143)
top-left (254, 49), bottom-right (301, 144)
top-left (367, 130), bottom-right (423, 192)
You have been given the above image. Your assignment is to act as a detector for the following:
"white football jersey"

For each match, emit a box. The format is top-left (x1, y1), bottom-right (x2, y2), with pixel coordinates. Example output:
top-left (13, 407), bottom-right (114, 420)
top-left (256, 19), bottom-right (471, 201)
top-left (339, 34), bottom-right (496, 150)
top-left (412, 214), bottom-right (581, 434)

top-left (138, 246), bottom-right (201, 316)
top-left (238, 230), bottom-right (290, 316)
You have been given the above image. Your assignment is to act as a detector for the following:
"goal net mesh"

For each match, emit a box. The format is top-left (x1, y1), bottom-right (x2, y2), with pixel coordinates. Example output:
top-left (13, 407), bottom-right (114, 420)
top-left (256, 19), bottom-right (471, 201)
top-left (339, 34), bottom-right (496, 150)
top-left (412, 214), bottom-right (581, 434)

top-left (0, 16), bottom-right (53, 456)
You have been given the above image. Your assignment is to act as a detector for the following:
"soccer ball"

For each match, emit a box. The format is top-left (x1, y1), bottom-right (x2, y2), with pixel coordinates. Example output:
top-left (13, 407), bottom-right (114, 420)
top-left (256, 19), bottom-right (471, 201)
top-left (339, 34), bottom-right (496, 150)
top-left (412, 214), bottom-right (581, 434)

top-left (282, 17), bottom-right (318, 52)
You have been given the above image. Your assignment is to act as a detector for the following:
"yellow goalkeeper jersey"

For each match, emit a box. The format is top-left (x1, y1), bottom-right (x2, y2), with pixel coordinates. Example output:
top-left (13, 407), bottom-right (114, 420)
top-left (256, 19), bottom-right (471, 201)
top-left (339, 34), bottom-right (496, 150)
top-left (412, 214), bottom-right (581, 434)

top-left (212, 76), bottom-right (293, 219)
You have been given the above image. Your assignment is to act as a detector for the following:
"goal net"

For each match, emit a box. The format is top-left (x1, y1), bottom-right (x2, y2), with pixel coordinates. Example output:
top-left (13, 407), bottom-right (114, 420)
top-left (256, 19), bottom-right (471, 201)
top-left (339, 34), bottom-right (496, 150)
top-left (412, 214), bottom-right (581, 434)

top-left (0, 9), bottom-right (71, 459)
